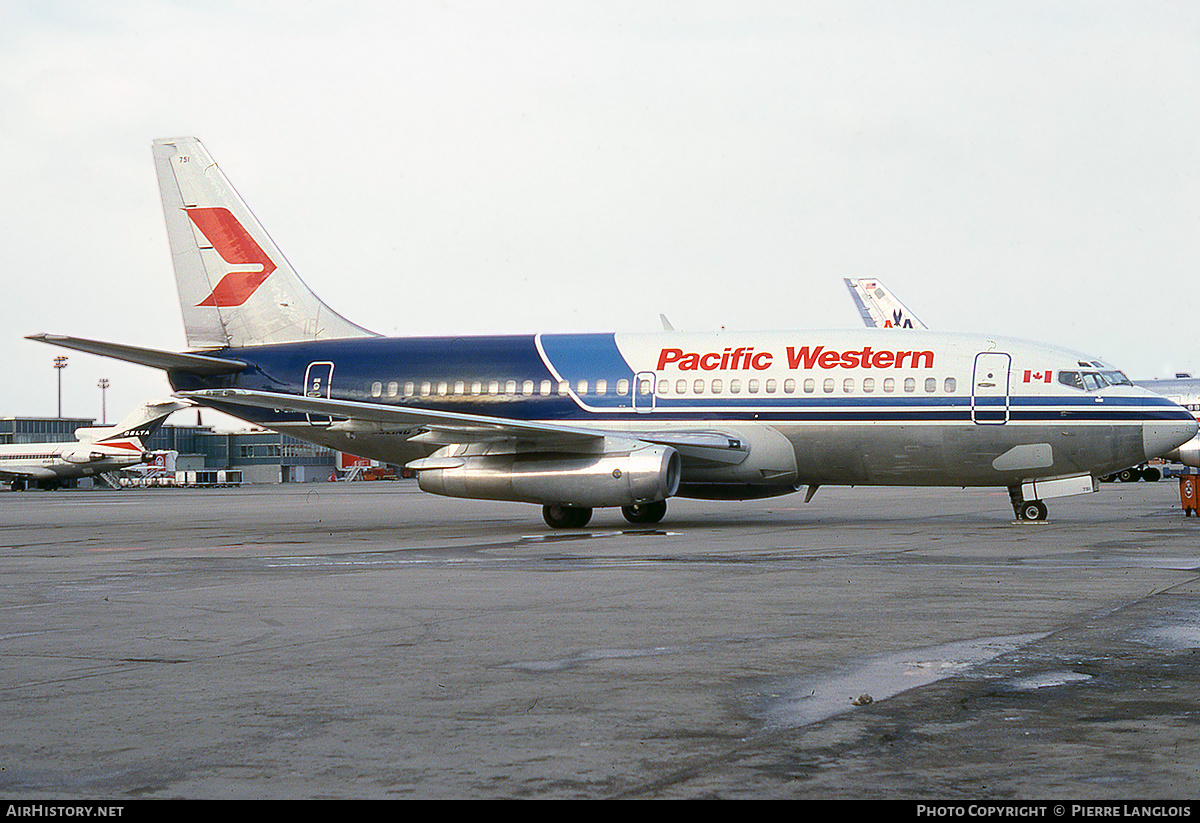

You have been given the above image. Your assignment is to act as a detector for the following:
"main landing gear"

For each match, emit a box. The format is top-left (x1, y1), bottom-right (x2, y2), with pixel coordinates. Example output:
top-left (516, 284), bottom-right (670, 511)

top-left (541, 500), bottom-right (669, 529)
top-left (1008, 486), bottom-right (1048, 522)
top-left (542, 504), bottom-right (593, 529)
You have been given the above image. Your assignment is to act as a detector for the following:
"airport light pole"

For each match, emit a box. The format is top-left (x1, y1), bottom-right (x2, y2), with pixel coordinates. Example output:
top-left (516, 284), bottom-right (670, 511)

top-left (97, 378), bottom-right (110, 425)
top-left (53, 356), bottom-right (68, 418)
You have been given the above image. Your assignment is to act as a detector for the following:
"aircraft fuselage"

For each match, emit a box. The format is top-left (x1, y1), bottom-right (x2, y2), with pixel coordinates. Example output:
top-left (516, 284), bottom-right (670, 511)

top-left (169, 328), bottom-right (1194, 495)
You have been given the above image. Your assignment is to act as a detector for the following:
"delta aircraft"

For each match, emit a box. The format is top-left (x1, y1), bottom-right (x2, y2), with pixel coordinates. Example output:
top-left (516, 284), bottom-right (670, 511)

top-left (844, 277), bottom-right (1200, 473)
top-left (0, 400), bottom-right (184, 490)
top-left (26, 138), bottom-right (1198, 525)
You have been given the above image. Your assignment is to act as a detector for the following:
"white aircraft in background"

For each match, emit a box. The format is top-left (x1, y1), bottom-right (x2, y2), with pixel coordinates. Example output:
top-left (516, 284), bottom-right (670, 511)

top-left (0, 400), bottom-right (185, 490)
top-left (843, 278), bottom-right (1200, 475)
top-left (24, 139), bottom-right (1198, 524)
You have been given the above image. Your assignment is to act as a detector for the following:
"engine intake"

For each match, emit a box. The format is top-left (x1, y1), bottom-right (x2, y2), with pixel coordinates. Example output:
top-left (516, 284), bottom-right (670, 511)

top-left (416, 442), bottom-right (681, 508)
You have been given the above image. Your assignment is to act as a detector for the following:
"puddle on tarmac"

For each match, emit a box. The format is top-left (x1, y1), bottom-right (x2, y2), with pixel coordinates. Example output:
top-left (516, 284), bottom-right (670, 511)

top-left (754, 633), bottom-right (1046, 729)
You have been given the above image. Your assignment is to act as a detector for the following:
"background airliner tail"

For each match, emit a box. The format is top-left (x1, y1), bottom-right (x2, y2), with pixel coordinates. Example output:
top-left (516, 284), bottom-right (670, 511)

top-left (844, 278), bottom-right (927, 330)
top-left (152, 137), bottom-right (377, 349)
top-left (77, 400), bottom-right (188, 446)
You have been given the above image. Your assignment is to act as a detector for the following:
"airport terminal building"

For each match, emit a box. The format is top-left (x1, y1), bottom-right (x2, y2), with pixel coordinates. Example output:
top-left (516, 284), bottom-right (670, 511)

top-left (1, 416), bottom-right (342, 484)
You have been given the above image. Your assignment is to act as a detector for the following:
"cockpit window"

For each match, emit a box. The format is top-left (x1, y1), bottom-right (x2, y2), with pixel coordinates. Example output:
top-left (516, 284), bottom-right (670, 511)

top-left (1058, 371), bottom-right (1085, 390)
top-left (1058, 369), bottom-right (1131, 392)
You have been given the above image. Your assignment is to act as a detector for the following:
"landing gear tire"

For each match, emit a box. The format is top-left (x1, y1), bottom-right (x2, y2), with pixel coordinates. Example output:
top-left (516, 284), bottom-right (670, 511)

top-left (1018, 500), bottom-right (1048, 522)
top-left (1117, 469), bottom-right (1137, 483)
top-left (622, 500), bottom-right (667, 525)
top-left (1142, 467), bottom-right (1161, 482)
top-left (542, 504), bottom-right (593, 529)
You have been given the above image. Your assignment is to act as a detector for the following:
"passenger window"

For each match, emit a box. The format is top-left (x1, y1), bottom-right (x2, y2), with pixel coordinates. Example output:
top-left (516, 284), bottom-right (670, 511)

top-left (784, 378), bottom-right (795, 394)
top-left (803, 378), bottom-right (815, 394)
top-left (471, 381), bottom-right (483, 395)
top-left (639, 378), bottom-right (652, 395)
top-left (505, 380), bottom-right (517, 395)
top-left (711, 378), bottom-right (723, 394)
top-left (904, 377), bottom-right (916, 393)
top-left (883, 378), bottom-right (895, 393)
top-left (539, 380), bottom-right (551, 396)
top-left (488, 380), bottom-right (500, 395)
top-left (944, 377), bottom-right (956, 393)
top-left (404, 381), bottom-right (416, 397)
top-left (863, 377), bottom-right (875, 393)
top-left (371, 381), bottom-right (383, 398)
top-left (765, 378), bottom-right (777, 393)
top-left (924, 377), bottom-right (936, 393)
top-left (521, 380), bottom-right (534, 395)
top-left (387, 381), bottom-right (399, 398)
top-left (748, 379), bottom-right (760, 394)
top-left (454, 380), bottom-right (466, 395)
top-left (693, 379), bottom-right (705, 394)
top-left (595, 379), bottom-right (607, 395)
top-left (437, 381), bottom-right (449, 396)
top-left (420, 381), bottom-right (432, 397)
top-left (616, 379), bottom-right (629, 395)
top-left (676, 379), bottom-right (688, 394)
top-left (558, 381), bottom-right (570, 396)
top-left (842, 378), bottom-right (854, 393)
top-left (576, 380), bottom-right (588, 395)
top-left (658, 379), bottom-right (670, 395)
top-left (823, 378), bottom-right (835, 394)
top-left (730, 379), bottom-right (742, 394)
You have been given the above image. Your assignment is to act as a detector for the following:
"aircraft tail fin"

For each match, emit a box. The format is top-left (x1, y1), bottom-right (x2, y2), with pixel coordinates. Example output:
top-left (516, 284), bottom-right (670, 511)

top-left (844, 278), bottom-right (927, 330)
top-left (152, 137), bottom-right (377, 349)
top-left (78, 400), bottom-right (189, 446)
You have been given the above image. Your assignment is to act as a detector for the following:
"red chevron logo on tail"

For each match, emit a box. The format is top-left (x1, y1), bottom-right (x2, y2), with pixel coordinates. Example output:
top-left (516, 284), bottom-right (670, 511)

top-left (185, 207), bottom-right (277, 307)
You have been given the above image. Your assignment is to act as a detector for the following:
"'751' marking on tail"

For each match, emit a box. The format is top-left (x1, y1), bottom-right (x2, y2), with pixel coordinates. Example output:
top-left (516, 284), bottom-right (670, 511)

top-left (185, 207), bottom-right (277, 307)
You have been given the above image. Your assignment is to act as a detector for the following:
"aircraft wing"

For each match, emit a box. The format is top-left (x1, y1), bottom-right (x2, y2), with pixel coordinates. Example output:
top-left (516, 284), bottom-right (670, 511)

top-left (0, 468), bottom-right (56, 481)
top-left (179, 389), bottom-right (749, 464)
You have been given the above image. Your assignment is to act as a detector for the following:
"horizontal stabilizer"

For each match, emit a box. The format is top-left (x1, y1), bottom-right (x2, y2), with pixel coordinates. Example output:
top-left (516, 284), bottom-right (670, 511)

top-left (27, 334), bottom-right (247, 375)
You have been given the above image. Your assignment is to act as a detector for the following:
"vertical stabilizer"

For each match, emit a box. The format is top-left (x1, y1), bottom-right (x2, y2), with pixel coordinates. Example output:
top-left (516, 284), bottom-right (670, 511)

top-left (76, 400), bottom-right (188, 448)
top-left (843, 278), bottom-right (927, 330)
top-left (152, 138), bottom-right (377, 349)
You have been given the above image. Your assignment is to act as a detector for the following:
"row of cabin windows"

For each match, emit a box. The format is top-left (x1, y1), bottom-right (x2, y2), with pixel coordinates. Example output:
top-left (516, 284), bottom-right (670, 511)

top-left (658, 376), bottom-right (957, 395)
top-left (369, 375), bottom-right (958, 399)
top-left (370, 378), bottom-right (632, 399)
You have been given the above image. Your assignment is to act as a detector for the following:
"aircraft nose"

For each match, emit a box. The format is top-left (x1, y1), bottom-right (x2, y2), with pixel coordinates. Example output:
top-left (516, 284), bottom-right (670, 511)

top-left (1143, 417), bottom-right (1199, 461)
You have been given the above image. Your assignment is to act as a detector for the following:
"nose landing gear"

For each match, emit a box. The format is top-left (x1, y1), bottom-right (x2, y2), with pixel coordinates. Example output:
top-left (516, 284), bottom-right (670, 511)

top-left (1009, 486), bottom-right (1048, 522)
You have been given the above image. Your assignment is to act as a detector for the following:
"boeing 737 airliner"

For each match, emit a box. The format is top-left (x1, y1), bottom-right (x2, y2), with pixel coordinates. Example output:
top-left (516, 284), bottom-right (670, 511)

top-left (28, 139), bottom-right (1197, 526)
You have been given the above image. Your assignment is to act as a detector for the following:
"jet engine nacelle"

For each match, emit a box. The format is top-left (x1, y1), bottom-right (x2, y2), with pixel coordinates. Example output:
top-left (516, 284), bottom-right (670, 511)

top-left (1165, 436), bottom-right (1200, 468)
top-left (61, 447), bottom-right (105, 464)
top-left (415, 442), bottom-right (681, 508)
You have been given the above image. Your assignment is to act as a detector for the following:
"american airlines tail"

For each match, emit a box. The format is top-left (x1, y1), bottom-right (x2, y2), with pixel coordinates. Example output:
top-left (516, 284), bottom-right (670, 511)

top-left (152, 138), bottom-right (377, 349)
top-left (844, 278), bottom-right (927, 330)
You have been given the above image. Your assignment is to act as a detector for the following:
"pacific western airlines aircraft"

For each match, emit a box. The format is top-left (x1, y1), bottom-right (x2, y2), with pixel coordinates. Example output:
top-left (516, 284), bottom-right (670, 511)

top-left (844, 277), bottom-right (1200, 471)
top-left (0, 400), bottom-right (184, 490)
top-left (27, 139), bottom-right (1197, 525)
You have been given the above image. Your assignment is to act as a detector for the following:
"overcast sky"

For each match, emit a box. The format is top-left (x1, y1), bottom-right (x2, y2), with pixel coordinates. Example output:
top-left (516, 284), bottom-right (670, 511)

top-left (3, 1), bottom-right (1198, 427)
